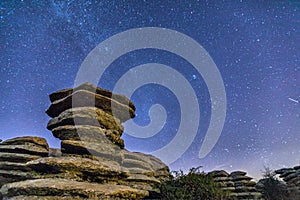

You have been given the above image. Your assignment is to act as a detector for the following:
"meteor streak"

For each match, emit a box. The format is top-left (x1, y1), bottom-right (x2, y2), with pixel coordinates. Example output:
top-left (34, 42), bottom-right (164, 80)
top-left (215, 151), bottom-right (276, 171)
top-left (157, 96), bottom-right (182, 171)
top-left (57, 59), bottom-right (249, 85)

top-left (288, 97), bottom-right (299, 103)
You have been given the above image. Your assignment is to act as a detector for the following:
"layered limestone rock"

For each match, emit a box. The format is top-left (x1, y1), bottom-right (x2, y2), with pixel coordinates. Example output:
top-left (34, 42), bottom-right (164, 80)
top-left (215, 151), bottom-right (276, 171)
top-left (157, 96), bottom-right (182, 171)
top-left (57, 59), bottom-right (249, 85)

top-left (46, 83), bottom-right (132, 148)
top-left (0, 83), bottom-right (170, 199)
top-left (275, 165), bottom-right (300, 197)
top-left (48, 82), bottom-right (135, 110)
top-left (0, 179), bottom-right (148, 200)
top-left (209, 170), bottom-right (263, 199)
top-left (0, 137), bottom-right (49, 187)
top-left (46, 86), bottom-right (135, 122)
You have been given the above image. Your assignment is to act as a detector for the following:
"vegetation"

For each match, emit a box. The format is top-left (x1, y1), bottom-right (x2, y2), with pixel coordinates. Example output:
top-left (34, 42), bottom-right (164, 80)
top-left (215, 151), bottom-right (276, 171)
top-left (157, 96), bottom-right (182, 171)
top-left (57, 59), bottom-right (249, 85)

top-left (258, 167), bottom-right (299, 200)
top-left (258, 167), bottom-right (288, 200)
top-left (159, 167), bottom-right (230, 200)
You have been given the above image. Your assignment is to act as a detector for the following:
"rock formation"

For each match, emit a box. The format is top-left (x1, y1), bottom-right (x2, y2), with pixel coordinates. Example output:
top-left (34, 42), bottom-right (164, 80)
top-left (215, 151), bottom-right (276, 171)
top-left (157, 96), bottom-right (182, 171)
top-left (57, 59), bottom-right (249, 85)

top-left (0, 83), bottom-right (170, 199)
top-left (208, 170), bottom-right (263, 199)
top-left (0, 136), bottom-right (49, 188)
top-left (275, 165), bottom-right (300, 197)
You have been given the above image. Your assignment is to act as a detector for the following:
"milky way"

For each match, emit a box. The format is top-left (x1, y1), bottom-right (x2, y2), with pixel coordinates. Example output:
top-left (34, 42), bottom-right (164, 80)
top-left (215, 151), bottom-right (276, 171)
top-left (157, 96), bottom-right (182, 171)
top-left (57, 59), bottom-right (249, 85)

top-left (1, 0), bottom-right (299, 179)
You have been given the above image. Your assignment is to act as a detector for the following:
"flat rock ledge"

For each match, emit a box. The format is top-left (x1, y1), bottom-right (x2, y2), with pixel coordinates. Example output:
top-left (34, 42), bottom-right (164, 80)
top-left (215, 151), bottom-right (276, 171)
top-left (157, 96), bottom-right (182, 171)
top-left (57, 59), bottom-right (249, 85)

top-left (0, 136), bottom-right (49, 187)
top-left (0, 178), bottom-right (148, 200)
top-left (49, 82), bottom-right (135, 111)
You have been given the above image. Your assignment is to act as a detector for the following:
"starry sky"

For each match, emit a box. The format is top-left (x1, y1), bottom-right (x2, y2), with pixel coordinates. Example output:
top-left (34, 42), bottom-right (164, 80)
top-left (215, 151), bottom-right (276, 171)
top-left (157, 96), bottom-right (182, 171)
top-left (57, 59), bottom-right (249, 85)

top-left (1, 0), bottom-right (299, 179)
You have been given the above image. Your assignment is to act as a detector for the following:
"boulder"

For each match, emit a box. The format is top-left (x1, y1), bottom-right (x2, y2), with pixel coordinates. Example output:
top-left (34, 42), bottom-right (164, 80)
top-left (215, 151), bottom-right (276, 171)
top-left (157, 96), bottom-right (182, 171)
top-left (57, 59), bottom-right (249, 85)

top-left (0, 143), bottom-right (49, 157)
top-left (47, 107), bottom-right (124, 135)
top-left (208, 170), bottom-right (229, 178)
top-left (229, 171), bottom-right (247, 177)
top-left (213, 176), bottom-right (231, 182)
top-left (51, 125), bottom-right (124, 148)
top-left (275, 165), bottom-right (300, 197)
top-left (49, 82), bottom-right (135, 111)
top-left (61, 140), bottom-right (122, 162)
top-left (281, 169), bottom-right (297, 179)
top-left (0, 137), bottom-right (50, 187)
top-left (122, 150), bottom-right (170, 179)
top-left (0, 137), bottom-right (49, 151)
top-left (209, 170), bottom-right (262, 199)
top-left (284, 171), bottom-right (300, 182)
top-left (231, 175), bottom-right (252, 181)
top-left (46, 90), bottom-right (135, 122)
top-left (0, 136), bottom-right (49, 164)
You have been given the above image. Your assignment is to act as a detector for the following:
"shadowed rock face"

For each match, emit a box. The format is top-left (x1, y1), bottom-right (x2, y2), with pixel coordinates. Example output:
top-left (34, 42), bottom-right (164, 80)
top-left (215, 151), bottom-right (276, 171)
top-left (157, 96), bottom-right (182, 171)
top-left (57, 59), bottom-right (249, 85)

top-left (275, 165), bottom-right (300, 197)
top-left (0, 83), bottom-right (170, 199)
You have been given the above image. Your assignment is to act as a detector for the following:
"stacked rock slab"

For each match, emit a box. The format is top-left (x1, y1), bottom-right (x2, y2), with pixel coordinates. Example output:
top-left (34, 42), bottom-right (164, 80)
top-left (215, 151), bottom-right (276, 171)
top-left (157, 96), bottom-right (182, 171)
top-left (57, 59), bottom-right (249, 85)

top-left (0, 137), bottom-right (49, 187)
top-left (0, 83), bottom-right (170, 200)
top-left (46, 82), bottom-right (136, 148)
top-left (275, 165), bottom-right (300, 197)
top-left (209, 170), bottom-right (262, 200)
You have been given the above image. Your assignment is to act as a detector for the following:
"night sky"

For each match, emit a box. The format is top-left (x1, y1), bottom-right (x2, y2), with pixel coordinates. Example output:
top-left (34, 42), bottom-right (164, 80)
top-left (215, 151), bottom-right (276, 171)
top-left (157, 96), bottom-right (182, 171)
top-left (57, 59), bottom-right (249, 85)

top-left (1, 0), bottom-right (299, 179)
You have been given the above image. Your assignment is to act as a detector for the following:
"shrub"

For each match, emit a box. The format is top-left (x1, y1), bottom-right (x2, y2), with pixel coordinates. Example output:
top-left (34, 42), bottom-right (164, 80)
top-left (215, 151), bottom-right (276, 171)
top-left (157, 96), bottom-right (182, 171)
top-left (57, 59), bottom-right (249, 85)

top-left (159, 167), bottom-right (230, 200)
top-left (257, 167), bottom-right (293, 200)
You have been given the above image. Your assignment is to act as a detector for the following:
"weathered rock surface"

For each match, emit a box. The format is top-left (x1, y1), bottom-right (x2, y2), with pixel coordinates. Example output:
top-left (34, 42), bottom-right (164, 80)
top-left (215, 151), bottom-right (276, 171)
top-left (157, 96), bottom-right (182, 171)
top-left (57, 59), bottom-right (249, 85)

top-left (0, 162), bottom-right (30, 171)
top-left (0, 136), bottom-right (49, 187)
top-left (209, 170), bottom-right (263, 199)
top-left (0, 143), bottom-right (49, 157)
top-left (46, 90), bottom-right (135, 122)
top-left (0, 170), bottom-right (33, 187)
top-left (26, 157), bottom-right (128, 182)
top-left (2, 195), bottom-right (83, 200)
top-left (0, 136), bottom-right (49, 150)
top-left (47, 107), bottom-right (124, 134)
top-left (52, 125), bottom-right (124, 148)
top-left (46, 83), bottom-right (135, 148)
top-left (275, 165), bottom-right (300, 197)
top-left (0, 153), bottom-right (40, 163)
top-left (0, 179), bottom-right (148, 200)
top-left (61, 140), bottom-right (122, 163)
top-left (230, 171), bottom-right (247, 177)
top-left (49, 82), bottom-right (135, 111)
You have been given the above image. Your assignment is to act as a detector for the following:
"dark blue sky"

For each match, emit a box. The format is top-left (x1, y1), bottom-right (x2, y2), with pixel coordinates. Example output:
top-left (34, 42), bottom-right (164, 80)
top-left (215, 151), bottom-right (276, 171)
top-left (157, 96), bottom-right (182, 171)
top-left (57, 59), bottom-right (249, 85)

top-left (1, 0), bottom-right (299, 179)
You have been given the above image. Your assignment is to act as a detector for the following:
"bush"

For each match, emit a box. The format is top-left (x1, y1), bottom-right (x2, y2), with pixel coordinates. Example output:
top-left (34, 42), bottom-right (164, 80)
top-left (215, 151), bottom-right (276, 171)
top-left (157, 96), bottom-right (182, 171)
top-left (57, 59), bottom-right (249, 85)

top-left (159, 167), bottom-right (230, 200)
top-left (257, 167), bottom-right (296, 200)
